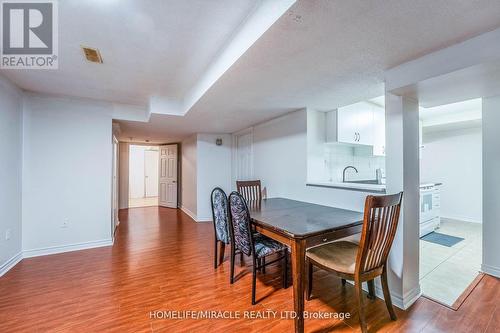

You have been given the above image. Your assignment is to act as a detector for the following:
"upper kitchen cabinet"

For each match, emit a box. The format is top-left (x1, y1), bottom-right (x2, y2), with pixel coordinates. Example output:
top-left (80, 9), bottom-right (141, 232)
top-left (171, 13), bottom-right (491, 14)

top-left (326, 101), bottom-right (385, 153)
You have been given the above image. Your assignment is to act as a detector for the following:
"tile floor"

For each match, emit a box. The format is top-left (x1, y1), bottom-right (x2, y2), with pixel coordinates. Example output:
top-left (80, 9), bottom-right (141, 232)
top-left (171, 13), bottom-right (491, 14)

top-left (419, 218), bottom-right (482, 306)
top-left (128, 196), bottom-right (159, 208)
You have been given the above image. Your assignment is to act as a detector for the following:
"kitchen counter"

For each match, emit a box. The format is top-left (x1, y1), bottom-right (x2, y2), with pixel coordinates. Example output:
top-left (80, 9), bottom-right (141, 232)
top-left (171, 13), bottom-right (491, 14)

top-left (307, 181), bottom-right (442, 193)
top-left (420, 182), bottom-right (443, 188)
top-left (306, 181), bottom-right (386, 193)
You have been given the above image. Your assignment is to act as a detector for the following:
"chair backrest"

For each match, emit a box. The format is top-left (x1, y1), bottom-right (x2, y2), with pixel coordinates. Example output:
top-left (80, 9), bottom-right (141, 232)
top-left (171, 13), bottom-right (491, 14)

top-left (356, 192), bottom-right (403, 275)
top-left (228, 191), bottom-right (254, 256)
top-left (210, 188), bottom-right (230, 244)
top-left (236, 180), bottom-right (262, 203)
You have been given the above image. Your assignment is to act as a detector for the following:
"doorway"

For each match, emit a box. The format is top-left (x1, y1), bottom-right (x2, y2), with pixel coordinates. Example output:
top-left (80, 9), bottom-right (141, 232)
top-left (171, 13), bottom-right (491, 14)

top-left (129, 145), bottom-right (159, 208)
top-left (418, 98), bottom-right (483, 307)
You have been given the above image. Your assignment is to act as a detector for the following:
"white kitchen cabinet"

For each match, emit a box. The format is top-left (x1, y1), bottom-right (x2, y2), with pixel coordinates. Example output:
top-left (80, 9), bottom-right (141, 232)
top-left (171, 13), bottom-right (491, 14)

top-left (354, 102), bottom-right (375, 145)
top-left (327, 101), bottom-right (374, 145)
top-left (336, 103), bottom-right (360, 144)
top-left (372, 104), bottom-right (385, 156)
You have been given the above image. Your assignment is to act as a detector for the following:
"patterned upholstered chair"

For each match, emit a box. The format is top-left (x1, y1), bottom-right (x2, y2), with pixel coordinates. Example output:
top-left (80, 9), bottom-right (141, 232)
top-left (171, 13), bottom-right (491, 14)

top-left (228, 191), bottom-right (288, 305)
top-left (210, 188), bottom-right (231, 269)
top-left (306, 192), bottom-right (403, 333)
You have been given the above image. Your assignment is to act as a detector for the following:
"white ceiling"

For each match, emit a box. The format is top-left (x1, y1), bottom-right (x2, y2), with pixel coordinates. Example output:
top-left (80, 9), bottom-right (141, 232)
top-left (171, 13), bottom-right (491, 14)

top-left (420, 99), bottom-right (482, 124)
top-left (118, 0), bottom-right (500, 143)
top-left (0, 0), bottom-right (258, 106)
top-left (370, 96), bottom-right (482, 127)
top-left (390, 59), bottom-right (500, 108)
top-left (3, 0), bottom-right (500, 143)
top-left (420, 98), bottom-right (482, 135)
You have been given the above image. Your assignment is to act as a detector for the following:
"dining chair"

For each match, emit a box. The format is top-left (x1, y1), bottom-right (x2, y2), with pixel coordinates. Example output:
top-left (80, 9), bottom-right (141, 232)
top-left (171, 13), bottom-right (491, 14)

top-left (228, 191), bottom-right (288, 305)
top-left (210, 188), bottom-right (231, 269)
top-left (306, 192), bottom-right (403, 333)
top-left (236, 180), bottom-right (262, 203)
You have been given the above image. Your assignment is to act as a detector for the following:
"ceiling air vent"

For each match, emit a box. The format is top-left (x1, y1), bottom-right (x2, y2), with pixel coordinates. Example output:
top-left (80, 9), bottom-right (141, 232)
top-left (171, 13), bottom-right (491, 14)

top-left (82, 46), bottom-right (103, 64)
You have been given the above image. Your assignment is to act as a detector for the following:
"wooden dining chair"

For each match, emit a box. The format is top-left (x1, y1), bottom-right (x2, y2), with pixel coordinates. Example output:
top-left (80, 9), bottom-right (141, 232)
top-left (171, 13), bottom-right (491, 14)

top-left (236, 180), bottom-right (262, 203)
top-left (210, 188), bottom-right (231, 268)
top-left (306, 192), bottom-right (403, 333)
top-left (228, 191), bottom-right (288, 305)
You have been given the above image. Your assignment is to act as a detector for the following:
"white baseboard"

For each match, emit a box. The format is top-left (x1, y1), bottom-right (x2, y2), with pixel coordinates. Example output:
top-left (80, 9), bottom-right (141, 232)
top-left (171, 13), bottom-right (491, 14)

top-left (0, 240), bottom-right (114, 277)
top-left (398, 285), bottom-right (422, 309)
top-left (23, 239), bottom-right (114, 258)
top-left (180, 206), bottom-right (197, 221)
top-left (441, 215), bottom-right (482, 224)
top-left (180, 206), bottom-right (211, 223)
top-left (481, 264), bottom-right (500, 278)
top-left (351, 280), bottom-right (421, 310)
top-left (0, 252), bottom-right (23, 277)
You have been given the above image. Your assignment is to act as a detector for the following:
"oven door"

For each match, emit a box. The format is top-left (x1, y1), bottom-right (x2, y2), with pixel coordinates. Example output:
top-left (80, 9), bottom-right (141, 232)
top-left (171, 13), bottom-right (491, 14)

top-left (420, 186), bottom-right (435, 223)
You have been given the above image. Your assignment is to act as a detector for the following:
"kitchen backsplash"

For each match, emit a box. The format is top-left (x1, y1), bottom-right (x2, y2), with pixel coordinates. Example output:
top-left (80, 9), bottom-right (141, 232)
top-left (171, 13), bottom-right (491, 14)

top-left (325, 144), bottom-right (386, 182)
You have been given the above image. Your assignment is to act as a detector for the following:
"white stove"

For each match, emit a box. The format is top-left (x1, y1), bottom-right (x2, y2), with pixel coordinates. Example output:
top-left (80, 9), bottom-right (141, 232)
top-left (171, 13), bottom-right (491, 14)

top-left (419, 183), bottom-right (441, 237)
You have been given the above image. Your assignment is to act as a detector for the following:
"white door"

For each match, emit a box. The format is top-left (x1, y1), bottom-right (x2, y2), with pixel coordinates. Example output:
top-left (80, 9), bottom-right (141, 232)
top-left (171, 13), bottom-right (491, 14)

top-left (144, 150), bottom-right (159, 197)
top-left (236, 132), bottom-right (253, 180)
top-left (159, 144), bottom-right (178, 208)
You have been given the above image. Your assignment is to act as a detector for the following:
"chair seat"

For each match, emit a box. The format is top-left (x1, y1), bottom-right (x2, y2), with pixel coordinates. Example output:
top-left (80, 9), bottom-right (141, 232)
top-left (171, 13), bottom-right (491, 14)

top-left (306, 241), bottom-right (359, 274)
top-left (253, 234), bottom-right (286, 258)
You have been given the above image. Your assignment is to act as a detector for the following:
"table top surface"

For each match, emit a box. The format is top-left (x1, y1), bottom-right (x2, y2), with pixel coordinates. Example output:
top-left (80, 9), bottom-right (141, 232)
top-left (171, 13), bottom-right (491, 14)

top-left (248, 198), bottom-right (364, 239)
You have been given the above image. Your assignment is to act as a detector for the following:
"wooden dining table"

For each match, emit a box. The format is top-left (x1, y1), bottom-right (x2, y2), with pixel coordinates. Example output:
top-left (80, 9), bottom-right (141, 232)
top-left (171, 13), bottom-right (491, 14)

top-left (248, 198), bottom-right (364, 333)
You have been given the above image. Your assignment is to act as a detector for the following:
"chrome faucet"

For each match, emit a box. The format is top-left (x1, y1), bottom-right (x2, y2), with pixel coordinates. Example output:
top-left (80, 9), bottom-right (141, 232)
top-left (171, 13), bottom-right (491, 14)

top-left (342, 166), bottom-right (358, 182)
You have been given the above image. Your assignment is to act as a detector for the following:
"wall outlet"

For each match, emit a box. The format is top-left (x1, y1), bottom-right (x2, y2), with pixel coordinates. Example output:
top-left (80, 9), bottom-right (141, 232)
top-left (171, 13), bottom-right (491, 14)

top-left (61, 219), bottom-right (69, 228)
top-left (5, 229), bottom-right (11, 240)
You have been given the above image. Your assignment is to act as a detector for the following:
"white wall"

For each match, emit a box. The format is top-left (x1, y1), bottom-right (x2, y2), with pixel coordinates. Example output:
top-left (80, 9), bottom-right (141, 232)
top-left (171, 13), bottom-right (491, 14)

top-left (385, 94), bottom-right (421, 309)
top-left (181, 135), bottom-right (197, 219)
top-left (180, 134), bottom-right (232, 222)
top-left (249, 106), bottom-right (420, 309)
top-left (325, 145), bottom-right (385, 182)
top-left (421, 126), bottom-right (482, 223)
top-left (196, 134), bottom-right (232, 221)
top-left (0, 76), bottom-right (23, 274)
top-left (306, 109), bottom-right (327, 182)
top-left (22, 94), bottom-right (113, 255)
top-left (252, 109), bottom-right (368, 212)
top-left (482, 96), bottom-right (500, 278)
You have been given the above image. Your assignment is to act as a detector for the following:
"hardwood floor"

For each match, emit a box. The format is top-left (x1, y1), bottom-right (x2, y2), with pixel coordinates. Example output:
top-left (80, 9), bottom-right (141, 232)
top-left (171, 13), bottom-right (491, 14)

top-left (0, 207), bottom-right (498, 332)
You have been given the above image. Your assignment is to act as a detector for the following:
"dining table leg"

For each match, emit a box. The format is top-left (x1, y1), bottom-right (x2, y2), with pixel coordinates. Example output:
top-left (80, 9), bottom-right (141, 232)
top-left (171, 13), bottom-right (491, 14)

top-left (291, 238), bottom-right (306, 333)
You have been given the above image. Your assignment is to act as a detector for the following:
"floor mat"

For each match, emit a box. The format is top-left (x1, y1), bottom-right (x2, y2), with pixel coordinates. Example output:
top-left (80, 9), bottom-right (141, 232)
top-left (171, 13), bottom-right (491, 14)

top-left (421, 232), bottom-right (465, 247)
